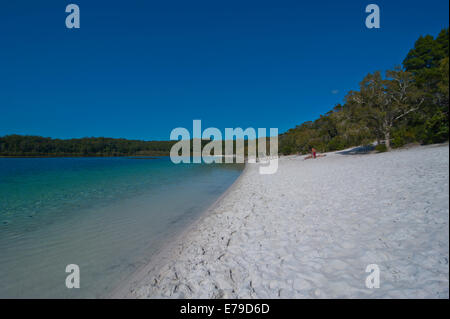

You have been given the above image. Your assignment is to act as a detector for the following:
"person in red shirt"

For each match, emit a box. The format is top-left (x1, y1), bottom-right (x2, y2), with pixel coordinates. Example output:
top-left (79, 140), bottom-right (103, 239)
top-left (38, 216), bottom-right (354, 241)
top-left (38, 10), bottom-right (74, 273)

top-left (311, 147), bottom-right (317, 159)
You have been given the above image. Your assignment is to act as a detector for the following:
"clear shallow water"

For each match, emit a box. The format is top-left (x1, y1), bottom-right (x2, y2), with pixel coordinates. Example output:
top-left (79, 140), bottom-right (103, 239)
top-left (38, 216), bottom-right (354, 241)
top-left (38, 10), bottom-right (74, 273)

top-left (0, 157), bottom-right (243, 298)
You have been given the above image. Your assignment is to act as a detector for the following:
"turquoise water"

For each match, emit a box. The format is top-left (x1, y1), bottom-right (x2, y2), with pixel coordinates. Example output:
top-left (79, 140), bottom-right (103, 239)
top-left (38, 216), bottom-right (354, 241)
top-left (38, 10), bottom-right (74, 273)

top-left (0, 157), bottom-right (243, 298)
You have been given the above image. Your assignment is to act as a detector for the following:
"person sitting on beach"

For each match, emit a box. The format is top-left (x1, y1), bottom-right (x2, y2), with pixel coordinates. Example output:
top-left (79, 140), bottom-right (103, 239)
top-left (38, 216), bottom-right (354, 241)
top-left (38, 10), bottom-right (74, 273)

top-left (304, 148), bottom-right (326, 160)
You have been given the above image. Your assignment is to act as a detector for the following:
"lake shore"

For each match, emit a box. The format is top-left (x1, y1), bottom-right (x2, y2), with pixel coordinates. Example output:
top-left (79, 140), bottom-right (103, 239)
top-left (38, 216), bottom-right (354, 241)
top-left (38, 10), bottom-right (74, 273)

top-left (0, 157), bottom-right (243, 298)
top-left (114, 143), bottom-right (449, 299)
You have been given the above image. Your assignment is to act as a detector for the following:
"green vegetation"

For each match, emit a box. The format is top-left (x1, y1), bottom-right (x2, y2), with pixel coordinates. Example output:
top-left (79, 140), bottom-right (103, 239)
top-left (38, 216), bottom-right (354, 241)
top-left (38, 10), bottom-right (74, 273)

top-left (0, 135), bottom-right (268, 158)
top-left (279, 28), bottom-right (449, 154)
top-left (0, 135), bottom-right (176, 157)
top-left (374, 144), bottom-right (387, 153)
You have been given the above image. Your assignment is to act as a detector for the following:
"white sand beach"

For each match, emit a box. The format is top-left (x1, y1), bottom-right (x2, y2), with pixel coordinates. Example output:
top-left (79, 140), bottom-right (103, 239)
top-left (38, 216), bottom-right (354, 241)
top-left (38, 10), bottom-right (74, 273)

top-left (116, 144), bottom-right (449, 299)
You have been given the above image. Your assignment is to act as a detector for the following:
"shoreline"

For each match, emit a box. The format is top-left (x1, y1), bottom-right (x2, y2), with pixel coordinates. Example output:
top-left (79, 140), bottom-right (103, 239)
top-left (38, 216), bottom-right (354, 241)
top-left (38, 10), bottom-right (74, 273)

top-left (109, 163), bottom-right (249, 298)
top-left (113, 144), bottom-right (449, 299)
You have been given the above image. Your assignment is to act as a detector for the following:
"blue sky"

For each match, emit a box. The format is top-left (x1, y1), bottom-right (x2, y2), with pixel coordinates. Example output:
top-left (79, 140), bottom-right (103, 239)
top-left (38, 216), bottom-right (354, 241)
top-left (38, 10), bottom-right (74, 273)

top-left (0, 0), bottom-right (448, 140)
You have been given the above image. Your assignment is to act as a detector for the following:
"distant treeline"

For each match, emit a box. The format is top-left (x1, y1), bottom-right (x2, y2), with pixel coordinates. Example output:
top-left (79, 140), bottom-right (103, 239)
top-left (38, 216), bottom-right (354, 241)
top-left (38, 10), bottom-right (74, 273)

top-left (0, 135), bottom-right (176, 157)
top-left (0, 135), bottom-right (269, 157)
top-left (279, 28), bottom-right (449, 154)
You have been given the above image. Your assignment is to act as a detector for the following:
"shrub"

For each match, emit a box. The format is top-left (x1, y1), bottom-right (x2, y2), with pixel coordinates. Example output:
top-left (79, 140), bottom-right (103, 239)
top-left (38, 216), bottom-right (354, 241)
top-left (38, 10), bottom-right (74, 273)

top-left (375, 144), bottom-right (387, 152)
top-left (391, 136), bottom-right (405, 148)
top-left (328, 137), bottom-right (346, 151)
top-left (424, 110), bottom-right (449, 144)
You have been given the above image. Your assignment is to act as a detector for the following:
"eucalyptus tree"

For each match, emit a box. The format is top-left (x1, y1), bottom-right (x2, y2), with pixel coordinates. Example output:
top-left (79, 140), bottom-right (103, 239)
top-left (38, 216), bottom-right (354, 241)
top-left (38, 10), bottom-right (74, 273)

top-left (349, 68), bottom-right (424, 150)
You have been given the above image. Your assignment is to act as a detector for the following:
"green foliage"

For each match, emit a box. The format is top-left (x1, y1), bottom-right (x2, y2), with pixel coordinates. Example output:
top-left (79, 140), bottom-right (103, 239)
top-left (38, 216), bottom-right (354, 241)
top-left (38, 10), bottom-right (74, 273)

top-left (403, 29), bottom-right (449, 143)
top-left (279, 28), bottom-right (449, 155)
top-left (0, 135), bottom-right (267, 158)
top-left (0, 135), bottom-right (176, 157)
top-left (424, 110), bottom-right (449, 144)
top-left (391, 132), bottom-right (406, 148)
top-left (328, 136), bottom-right (346, 151)
top-left (403, 29), bottom-right (449, 90)
top-left (390, 127), bottom-right (419, 148)
top-left (375, 144), bottom-right (387, 153)
top-left (391, 135), bottom-right (405, 148)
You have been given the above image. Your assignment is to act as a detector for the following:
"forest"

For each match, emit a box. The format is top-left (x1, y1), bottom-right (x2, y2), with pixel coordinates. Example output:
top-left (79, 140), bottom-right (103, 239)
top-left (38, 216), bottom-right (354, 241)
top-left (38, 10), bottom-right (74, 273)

top-left (279, 28), bottom-right (449, 154)
top-left (0, 135), bottom-right (176, 157)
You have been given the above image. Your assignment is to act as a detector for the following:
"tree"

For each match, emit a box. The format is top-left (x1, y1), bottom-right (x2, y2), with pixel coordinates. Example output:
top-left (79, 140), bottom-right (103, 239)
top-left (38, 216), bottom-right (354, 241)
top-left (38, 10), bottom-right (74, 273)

top-left (349, 69), bottom-right (423, 150)
top-left (0, 135), bottom-right (177, 157)
top-left (403, 30), bottom-right (448, 90)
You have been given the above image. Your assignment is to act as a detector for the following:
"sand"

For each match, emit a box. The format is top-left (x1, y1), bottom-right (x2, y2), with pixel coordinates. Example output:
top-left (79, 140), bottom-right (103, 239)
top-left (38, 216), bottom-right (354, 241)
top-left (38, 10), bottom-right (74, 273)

top-left (116, 144), bottom-right (449, 299)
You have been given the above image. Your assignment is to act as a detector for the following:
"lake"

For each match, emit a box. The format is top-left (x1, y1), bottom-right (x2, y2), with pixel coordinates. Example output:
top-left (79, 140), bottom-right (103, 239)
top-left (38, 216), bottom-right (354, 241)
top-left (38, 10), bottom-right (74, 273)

top-left (0, 157), bottom-right (243, 298)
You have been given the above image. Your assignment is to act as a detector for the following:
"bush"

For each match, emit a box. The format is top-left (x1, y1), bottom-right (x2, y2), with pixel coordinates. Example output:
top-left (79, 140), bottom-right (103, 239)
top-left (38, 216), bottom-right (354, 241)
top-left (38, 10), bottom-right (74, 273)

top-left (328, 137), bottom-right (346, 151)
top-left (390, 126), bottom-right (424, 148)
top-left (391, 129), bottom-right (408, 148)
top-left (391, 135), bottom-right (405, 148)
top-left (375, 144), bottom-right (387, 152)
top-left (424, 110), bottom-right (449, 144)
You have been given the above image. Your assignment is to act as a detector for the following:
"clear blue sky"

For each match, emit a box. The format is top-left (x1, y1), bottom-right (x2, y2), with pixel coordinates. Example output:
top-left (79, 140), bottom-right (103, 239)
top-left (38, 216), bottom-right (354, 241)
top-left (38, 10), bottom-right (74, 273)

top-left (1, 0), bottom-right (448, 140)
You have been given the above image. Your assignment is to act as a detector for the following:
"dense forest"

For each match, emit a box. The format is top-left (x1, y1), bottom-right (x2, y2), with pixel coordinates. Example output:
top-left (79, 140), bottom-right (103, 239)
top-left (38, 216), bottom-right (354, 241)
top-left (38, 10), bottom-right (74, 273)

top-left (0, 135), bottom-right (176, 157)
top-left (279, 28), bottom-right (449, 154)
top-left (0, 135), bottom-right (261, 157)
top-left (1, 29), bottom-right (448, 158)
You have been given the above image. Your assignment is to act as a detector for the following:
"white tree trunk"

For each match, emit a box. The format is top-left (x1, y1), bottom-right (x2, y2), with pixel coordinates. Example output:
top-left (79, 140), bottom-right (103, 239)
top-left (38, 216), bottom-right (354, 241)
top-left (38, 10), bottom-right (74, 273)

top-left (385, 130), bottom-right (391, 151)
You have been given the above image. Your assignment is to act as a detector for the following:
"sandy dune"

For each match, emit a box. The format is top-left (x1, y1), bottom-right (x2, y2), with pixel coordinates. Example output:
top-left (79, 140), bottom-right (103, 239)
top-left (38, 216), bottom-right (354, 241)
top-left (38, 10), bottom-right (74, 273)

top-left (118, 144), bottom-right (449, 298)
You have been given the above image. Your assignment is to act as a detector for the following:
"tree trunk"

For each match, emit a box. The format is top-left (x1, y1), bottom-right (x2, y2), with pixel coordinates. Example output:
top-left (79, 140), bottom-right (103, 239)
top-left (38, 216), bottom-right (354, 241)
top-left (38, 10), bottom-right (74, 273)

top-left (385, 130), bottom-right (391, 151)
